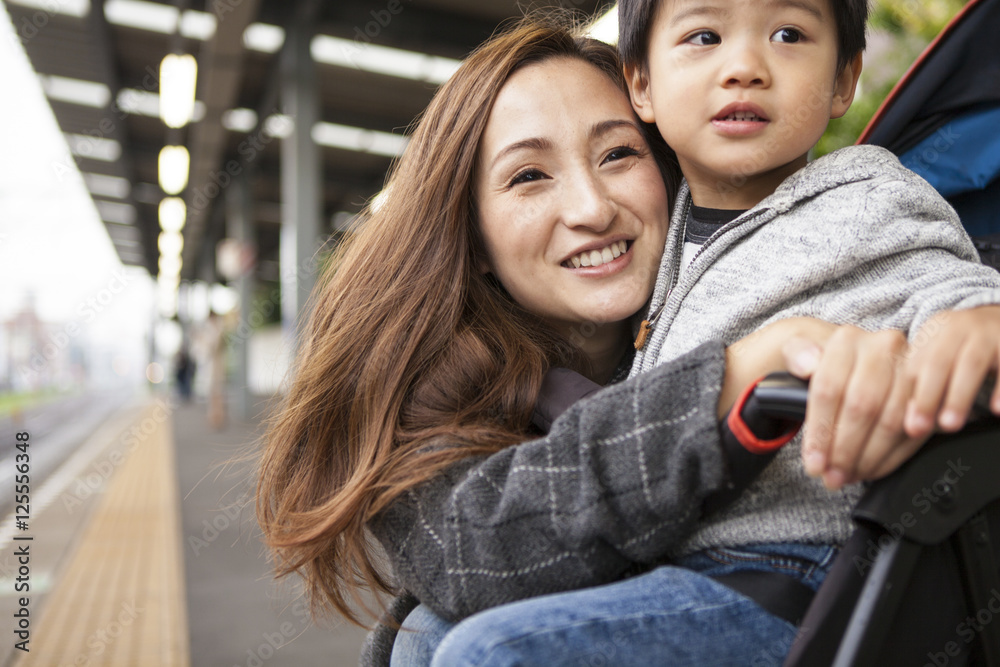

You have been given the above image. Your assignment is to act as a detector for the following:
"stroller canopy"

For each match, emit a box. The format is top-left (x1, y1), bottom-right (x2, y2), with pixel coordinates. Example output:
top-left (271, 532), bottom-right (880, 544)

top-left (858, 0), bottom-right (1000, 266)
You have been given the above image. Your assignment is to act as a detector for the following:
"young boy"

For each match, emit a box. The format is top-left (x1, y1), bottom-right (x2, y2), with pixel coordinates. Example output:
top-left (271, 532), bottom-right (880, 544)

top-left (617, 0), bottom-right (1000, 623)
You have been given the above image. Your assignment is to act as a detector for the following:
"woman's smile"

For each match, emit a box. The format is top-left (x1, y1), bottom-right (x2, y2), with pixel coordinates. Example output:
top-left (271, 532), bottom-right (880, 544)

top-left (562, 239), bottom-right (630, 269)
top-left (474, 57), bottom-right (670, 340)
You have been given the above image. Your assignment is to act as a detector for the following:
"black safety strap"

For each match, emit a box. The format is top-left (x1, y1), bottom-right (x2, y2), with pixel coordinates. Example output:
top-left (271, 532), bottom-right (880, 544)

top-left (711, 570), bottom-right (816, 626)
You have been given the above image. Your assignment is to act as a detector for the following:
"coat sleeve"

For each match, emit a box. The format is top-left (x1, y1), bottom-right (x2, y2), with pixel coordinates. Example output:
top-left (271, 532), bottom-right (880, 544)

top-left (792, 169), bottom-right (1000, 337)
top-left (370, 341), bottom-right (775, 621)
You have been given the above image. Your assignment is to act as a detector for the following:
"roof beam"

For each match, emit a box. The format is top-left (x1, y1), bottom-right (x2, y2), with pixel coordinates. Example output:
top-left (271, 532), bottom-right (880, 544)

top-left (181, 0), bottom-right (262, 278)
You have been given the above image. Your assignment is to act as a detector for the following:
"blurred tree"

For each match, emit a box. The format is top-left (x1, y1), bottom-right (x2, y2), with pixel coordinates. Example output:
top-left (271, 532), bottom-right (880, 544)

top-left (815, 0), bottom-right (970, 156)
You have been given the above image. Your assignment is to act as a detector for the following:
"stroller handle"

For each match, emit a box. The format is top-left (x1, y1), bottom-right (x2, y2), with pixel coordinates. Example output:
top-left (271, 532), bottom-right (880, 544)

top-left (746, 372), bottom-right (809, 422)
top-left (729, 372), bottom-right (998, 449)
top-left (722, 372), bottom-right (809, 450)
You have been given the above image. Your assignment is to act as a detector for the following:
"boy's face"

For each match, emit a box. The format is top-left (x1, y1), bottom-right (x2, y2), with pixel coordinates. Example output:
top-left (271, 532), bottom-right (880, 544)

top-left (627, 0), bottom-right (862, 209)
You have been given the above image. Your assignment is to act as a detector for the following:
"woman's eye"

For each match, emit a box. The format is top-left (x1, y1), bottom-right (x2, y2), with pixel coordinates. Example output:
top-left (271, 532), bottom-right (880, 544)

top-left (509, 169), bottom-right (547, 187)
top-left (603, 145), bottom-right (641, 164)
top-left (772, 27), bottom-right (802, 43)
top-left (686, 30), bottom-right (720, 46)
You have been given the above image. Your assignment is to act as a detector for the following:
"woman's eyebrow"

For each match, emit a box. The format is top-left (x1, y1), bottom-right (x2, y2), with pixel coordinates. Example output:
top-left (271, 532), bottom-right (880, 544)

top-left (490, 137), bottom-right (552, 169)
top-left (590, 119), bottom-right (640, 140)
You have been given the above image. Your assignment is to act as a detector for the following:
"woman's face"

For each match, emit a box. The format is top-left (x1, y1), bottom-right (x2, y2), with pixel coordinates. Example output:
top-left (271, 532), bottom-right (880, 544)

top-left (475, 57), bottom-right (670, 340)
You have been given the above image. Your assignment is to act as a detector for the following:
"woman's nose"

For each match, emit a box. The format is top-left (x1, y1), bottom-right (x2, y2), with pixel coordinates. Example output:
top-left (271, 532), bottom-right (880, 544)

top-left (721, 39), bottom-right (770, 88)
top-left (560, 171), bottom-right (616, 231)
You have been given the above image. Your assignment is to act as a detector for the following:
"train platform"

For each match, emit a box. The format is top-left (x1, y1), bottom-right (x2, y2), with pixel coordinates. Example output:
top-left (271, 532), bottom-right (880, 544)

top-left (0, 389), bottom-right (371, 667)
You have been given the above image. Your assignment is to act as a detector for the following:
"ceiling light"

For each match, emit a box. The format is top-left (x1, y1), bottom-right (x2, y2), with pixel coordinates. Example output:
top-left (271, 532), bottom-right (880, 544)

top-left (104, 0), bottom-right (178, 32)
top-left (104, 0), bottom-right (212, 37)
top-left (222, 108), bottom-right (258, 132)
top-left (263, 114), bottom-right (294, 139)
top-left (583, 4), bottom-right (619, 44)
top-left (160, 54), bottom-right (198, 128)
top-left (39, 75), bottom-right (110, 108)
top-left (64, 133), bottom-right (122, 162)
top-left (311, 35), bottom-right (460, 84)
top-left (312, 122), bottom-right (408, 158)
top-left (244, 23), bottom-right (285, 53)
top-left (180, 11), bottom-right (216, 40)
top-left (95, 200), bottom-right (137, 225)
top-left (159, 231), bottom-right (184, 256)
top-left (116, 89), bottom-right (160, 117)
top-left (159, 254), bottom-right (182, 276)
top-left (117, 89), bottom-right (205, 121)
top-left (82, 172), bottom-right (131, 199)
top-left (158, 145), bottom-right (190, 194)
top-left (159, 197), bottom-right (187, 233)
top-left (7, 0), bottom-right (90, 17)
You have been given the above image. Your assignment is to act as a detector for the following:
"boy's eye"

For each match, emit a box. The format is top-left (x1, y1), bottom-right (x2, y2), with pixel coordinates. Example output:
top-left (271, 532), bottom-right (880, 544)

top-left (685, 30), bottom-right (721, 46)
top-left (508, 169), bottom-right (548, 187)
top-left (772, 27), bottom-right (803, 43)
top-left (603, 145), bottom-right (641, 164)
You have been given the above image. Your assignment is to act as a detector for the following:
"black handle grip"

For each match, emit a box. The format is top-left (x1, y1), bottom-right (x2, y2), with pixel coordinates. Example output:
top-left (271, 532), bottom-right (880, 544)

top-left (735, 372), bottom-right (808, 440)
top-left (748, 372), bottom-right (809, 422)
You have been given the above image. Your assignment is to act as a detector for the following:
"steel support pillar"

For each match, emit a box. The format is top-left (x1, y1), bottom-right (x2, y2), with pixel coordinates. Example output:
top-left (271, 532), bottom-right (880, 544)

top-left (279, 12), bottom-right (321, 351)
top-left (226, 173), bottom-right (254, 421)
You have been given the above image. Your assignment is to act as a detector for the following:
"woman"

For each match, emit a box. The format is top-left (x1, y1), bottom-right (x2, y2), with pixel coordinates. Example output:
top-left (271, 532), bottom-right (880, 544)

top-left (256, 14), bottom-right (955, 667)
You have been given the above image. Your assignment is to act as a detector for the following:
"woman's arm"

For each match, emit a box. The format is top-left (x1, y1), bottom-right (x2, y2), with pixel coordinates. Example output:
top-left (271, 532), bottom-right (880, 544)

top-left (370, 334), bottom-right (825, 622)
top-left (372, 341), bottom-right (743, 621)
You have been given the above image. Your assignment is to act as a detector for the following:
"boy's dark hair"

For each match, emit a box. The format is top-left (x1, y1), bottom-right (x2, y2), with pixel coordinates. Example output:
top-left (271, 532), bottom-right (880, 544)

top-left (618, 0), bottom-right (869, 73)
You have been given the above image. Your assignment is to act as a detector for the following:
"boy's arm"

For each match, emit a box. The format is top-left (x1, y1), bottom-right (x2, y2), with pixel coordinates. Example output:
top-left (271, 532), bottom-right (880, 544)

top-left (786, 171), bottom-right (1000, 488)
top-left (839, 174), bottom-right (1000, 335)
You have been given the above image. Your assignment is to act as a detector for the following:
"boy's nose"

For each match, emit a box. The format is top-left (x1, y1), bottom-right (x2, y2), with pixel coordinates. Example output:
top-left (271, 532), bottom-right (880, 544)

top-left (560, 172), bottom-right (617, 231)
top-left (722, 40), bottom-right (771, 88)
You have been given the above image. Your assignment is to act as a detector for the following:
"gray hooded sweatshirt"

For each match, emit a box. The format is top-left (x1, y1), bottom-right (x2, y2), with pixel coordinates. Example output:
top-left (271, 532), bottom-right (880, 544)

top-left (632, 144), bottom-right (1000, 557)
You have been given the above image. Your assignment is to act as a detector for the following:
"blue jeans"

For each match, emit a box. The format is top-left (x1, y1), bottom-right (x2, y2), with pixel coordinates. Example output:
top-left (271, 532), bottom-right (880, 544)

top-left (390, 542), bottom-right (837, 667)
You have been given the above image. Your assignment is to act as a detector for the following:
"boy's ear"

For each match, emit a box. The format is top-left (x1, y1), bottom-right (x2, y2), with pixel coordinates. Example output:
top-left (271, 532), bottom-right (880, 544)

top-left (625, 64), bottom-right (657, 124)
top-left (831, 52), bottom-right (864, 119)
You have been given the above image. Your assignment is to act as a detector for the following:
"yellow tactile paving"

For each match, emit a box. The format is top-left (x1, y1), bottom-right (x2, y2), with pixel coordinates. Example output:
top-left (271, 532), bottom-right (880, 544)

top-left (15, 403), bottom-right (190, 667)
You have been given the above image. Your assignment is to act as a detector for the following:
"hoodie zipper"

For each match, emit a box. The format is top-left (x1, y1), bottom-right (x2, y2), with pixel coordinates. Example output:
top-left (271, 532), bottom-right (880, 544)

top-left (634, 203), bottom-right (762, 352)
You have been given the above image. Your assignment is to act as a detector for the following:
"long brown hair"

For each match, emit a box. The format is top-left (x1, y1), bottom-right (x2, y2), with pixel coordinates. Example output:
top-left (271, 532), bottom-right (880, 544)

top-left (256, 12), bottom-right (677, 626)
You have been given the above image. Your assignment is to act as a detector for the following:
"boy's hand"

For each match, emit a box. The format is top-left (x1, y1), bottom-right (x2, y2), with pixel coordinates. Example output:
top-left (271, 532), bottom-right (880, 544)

top-left (902, 305), bottom-right (1000, 438)
top-left (783, 326), bottom-right (924, 490)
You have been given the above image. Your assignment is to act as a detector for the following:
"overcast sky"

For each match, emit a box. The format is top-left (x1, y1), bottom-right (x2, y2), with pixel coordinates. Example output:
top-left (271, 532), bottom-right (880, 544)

top-left (0, 4), bottom-right (157, 390)
top-left (0, 6), bottom-right (154, 330)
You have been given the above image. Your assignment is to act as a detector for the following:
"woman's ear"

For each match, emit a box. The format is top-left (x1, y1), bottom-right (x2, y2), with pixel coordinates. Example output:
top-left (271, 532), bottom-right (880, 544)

top-left (831, 52), bottom-right (864, 119)
top-left (625, 64), bottom-right (657, 124)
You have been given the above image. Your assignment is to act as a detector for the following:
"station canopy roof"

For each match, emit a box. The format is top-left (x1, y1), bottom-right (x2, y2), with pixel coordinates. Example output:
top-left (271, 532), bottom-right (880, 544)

top-left (4, 0), bottom-right (612, 282)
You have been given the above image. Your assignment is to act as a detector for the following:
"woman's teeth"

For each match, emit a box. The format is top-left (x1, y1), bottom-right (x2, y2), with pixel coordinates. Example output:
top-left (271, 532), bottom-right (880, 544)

top-left (567, 240), bottom-right (628, 268)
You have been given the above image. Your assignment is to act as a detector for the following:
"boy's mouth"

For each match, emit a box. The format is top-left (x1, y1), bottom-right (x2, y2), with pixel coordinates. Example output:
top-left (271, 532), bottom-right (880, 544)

top-left (713, 103), bottom-right (770, 123)
top-left (719, 111), bottom-right (766, 122)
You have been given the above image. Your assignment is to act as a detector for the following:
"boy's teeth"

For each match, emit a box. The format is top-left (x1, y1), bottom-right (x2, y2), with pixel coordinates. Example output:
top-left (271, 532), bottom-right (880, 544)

top-left (727, 111), bottom-right (761, 121)
top-left (567, 240), bottom-right (628, 269)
